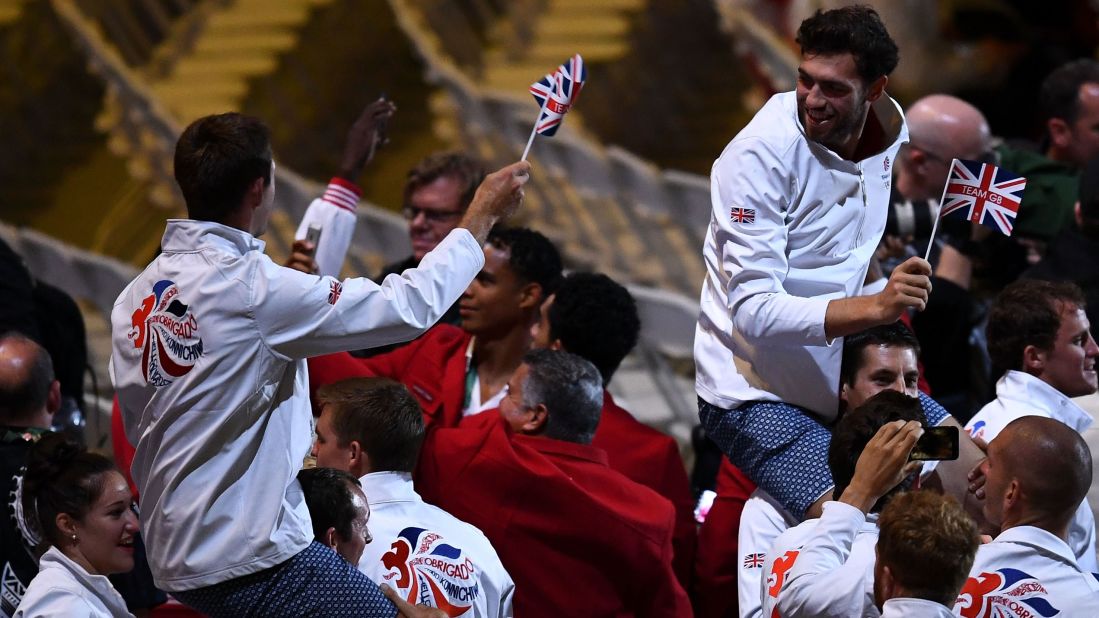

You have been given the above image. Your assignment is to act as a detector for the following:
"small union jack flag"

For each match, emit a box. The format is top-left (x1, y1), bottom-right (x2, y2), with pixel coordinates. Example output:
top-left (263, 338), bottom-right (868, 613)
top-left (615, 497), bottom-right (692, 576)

top-left (730, 206), bottom-right (756, 224)
top-left (327, 280), bottom-right (343, 305)
top-left (939, 159), bottom-right (1027, 237)
top-left (744, 553), bottom-right (766, 569)
top-left (529, 54), bottom-right (586, 136)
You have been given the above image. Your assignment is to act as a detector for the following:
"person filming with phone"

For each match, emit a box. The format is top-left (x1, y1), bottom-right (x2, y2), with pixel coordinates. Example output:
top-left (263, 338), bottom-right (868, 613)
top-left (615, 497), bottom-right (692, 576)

top-left (759, 390), bottom-right (929, 617)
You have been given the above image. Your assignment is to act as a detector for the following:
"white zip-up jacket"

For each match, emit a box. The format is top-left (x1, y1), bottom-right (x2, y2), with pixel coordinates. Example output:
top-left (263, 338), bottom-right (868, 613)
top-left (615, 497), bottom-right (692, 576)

top-left (358, 472), bottom-right (514, 618)
top-left (954, 526), bottom-right (1099, 617)
top-left (15, 547), bottom-right (132, 617)
top-left (966, 370), bottom-right (1098, 573)
top-left (738, 488), bottom-right (798, 618)
top-left (695, 91), bottom-right (908, 419)
top-left (761, 501), bottom-right (880, 618)
top-left (110, 220), bottom-right (483, 591)
top-left (294, 177), bottom-right (362, 278)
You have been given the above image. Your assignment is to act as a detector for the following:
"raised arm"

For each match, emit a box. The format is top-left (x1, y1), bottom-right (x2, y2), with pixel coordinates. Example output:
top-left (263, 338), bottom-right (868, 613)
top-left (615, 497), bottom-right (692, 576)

top-left (259, 162), bottom-right (530, 359)
top-left (293, 98), bottom-right (397, 277)
top-left (774, 420), bottom-right (922, 616)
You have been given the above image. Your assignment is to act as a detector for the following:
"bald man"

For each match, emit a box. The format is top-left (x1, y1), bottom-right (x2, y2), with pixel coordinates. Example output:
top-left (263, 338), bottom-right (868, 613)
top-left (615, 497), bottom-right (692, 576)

top-left (896, 95), bottom-right (992, 203)
top-left (958, 416), bottom-right (1099, 614)
top-left (0, 333), bottom-right (59, 429)
top-left (0, 333), bottom-right (59, 613)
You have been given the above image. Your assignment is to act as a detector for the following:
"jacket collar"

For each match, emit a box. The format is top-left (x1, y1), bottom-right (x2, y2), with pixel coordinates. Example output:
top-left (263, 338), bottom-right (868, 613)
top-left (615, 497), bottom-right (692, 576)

top-left (358, 471), bottom-right (419, 505)
top-left (40, 546), bottom-right (129, 613)
top-left (993, 525), bottom-right (1080, 568)
top-left (997, 370), bottom-right (1093, 433)
top-left (787, 91), bottom-right (909, 168)
top-left (161, 219), bottom-right (266, 256)
top-left (514, 434), bottom-right (609, 467)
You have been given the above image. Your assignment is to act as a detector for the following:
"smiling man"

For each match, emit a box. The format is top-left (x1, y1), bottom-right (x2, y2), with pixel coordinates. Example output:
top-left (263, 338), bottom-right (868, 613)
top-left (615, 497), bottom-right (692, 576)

top-left (967, 279), bottom-right (1099, 572)
top-left (695, 5), bottom-right (956, 527)
top-left (309, 227), bottom-right (562, 429)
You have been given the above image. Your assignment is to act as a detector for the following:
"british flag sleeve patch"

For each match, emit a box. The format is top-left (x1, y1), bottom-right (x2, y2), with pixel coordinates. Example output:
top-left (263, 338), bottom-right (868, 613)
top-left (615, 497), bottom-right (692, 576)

top-left (743, 552), bottom-right (766, 569)
top-left (730, 206), bottom-right (756, 224)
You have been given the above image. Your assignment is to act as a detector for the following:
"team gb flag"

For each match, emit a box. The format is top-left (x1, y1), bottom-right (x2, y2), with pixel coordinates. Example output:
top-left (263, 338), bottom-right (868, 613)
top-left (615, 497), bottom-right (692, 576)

top-left (529, 54), bottom-right (587, 136)
top-left (938, 159), bottom-right (1027, 236)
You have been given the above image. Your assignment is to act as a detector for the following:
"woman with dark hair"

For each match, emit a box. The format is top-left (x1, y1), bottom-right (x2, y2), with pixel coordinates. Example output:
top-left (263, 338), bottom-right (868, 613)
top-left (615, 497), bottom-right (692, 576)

top-left (15, 433), bottom-right (136, 617)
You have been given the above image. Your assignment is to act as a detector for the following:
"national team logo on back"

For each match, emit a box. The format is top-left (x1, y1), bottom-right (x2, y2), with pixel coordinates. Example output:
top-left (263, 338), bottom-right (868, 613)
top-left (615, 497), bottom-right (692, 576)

top-left (128, 280), bottom-right (203, 387)
top-left (381, 527), bottom-right (480, 617)
top-left (955, 568), bottom-right (1059, 618)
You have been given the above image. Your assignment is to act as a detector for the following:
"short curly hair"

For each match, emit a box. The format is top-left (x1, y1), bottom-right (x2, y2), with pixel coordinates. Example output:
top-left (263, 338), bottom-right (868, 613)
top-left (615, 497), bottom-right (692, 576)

top-left (829, 390), bottom-right (925, 513)
top-left (486, 227), bottom-right (563, 296)
top-left (796, 5), bottom-right (899, 84)
top-left (547, 273), bottom-right (640, 384)
top-left (987, 280), bottom-right (1086, 378)
top-left (877, 491), bottom-right (979, 606)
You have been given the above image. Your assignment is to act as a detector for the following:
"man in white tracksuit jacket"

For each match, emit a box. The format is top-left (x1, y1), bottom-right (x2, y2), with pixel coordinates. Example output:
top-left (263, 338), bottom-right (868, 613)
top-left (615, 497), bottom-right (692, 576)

top-left (957, 416), bottom-right (1099, 616)
top-left (694, 5), bottom-right (959, 522)
top-left (967, 279), bottom-right (1099, 572)
top-left (110, 110), bottom-right (529, 617)
top-left (760, 390), bottom-right (924, 618)
top-left (311, 377), bottom-right (515, 618)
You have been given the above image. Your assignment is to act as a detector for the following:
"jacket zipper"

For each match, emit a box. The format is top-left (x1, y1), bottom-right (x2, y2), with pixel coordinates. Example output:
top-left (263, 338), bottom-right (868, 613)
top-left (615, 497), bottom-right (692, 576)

top-left (854, 165), bottom-right (867, 248)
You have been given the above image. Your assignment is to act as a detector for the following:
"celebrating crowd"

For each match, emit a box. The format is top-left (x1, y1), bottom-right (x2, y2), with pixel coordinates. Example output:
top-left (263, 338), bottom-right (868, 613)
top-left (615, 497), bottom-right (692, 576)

top-left (1, 3), bottom-right (1098, 617)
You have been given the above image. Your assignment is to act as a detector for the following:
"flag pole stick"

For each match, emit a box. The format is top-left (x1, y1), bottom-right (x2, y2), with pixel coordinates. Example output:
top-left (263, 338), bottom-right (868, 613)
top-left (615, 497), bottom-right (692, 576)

top-left (521, 98), bottom-right (549, 162)
top-left (923, 159), bottom-right (957, 261)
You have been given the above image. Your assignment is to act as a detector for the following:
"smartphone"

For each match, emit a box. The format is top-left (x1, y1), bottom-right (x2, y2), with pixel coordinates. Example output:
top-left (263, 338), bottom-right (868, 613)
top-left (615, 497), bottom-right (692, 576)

top-left (305, 225), bottom-right (322, 252)
top-left (910, 425), bottom-right (959, 461)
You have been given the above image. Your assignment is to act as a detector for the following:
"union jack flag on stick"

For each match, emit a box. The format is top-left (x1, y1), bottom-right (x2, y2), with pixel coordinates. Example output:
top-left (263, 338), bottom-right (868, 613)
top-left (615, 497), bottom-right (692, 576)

top-left (521, 54), bottom-right (587, 161)
top-left (923, 158), bottom-right (1028, 260)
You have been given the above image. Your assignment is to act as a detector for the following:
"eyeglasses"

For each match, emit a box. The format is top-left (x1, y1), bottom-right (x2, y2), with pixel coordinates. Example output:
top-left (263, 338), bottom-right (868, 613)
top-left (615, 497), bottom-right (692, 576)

top-left (402, 205), bottom-right (464, 223)
top-left (910, 144), bottom-right (998, 166)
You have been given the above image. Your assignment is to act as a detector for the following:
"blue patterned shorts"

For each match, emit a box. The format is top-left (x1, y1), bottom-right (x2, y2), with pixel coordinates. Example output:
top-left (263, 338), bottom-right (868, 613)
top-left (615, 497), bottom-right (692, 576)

top-left (172, 542), bottom-right (395, 617)
top-left (699, 392), bottom-right (950, 519)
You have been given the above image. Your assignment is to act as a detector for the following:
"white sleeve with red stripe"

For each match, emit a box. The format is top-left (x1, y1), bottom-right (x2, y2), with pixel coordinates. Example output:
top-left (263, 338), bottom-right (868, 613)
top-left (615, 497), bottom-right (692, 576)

top-left (294, 177), bottom-right (361, 278)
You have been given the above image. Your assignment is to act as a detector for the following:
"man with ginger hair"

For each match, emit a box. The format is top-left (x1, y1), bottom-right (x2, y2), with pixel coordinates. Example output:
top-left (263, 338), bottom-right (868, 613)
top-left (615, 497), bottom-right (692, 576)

top-left (874, 491), bottom-right (979, 616)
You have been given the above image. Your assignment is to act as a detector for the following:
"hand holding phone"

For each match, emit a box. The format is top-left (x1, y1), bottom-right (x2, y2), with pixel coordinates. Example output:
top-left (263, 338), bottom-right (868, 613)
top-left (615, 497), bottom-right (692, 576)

top-left (305, 225), bottom-right (322, 251)
top-left (909, 425), bottom-right (959, 461)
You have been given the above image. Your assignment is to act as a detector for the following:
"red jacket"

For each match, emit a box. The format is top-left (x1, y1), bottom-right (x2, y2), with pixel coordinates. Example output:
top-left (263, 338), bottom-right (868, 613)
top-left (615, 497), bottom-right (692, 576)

top-left (594, 392), bottom-right (697, 589)
top-left (308, 324), bottom-right (471, 427)
top-left (417, 415), bottom-right (692, 618)
top-left (309, 328), bottom-right (698, 587)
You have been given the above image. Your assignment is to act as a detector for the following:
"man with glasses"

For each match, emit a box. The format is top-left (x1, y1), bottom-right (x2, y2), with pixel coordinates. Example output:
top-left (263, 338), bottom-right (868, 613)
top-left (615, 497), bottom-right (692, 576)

top-left (895, 95), bottom-right (992, 205)
top-left (376, 152), bottom-right (485, 327)
top-left (887, 95), bottom-right (993, 416)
